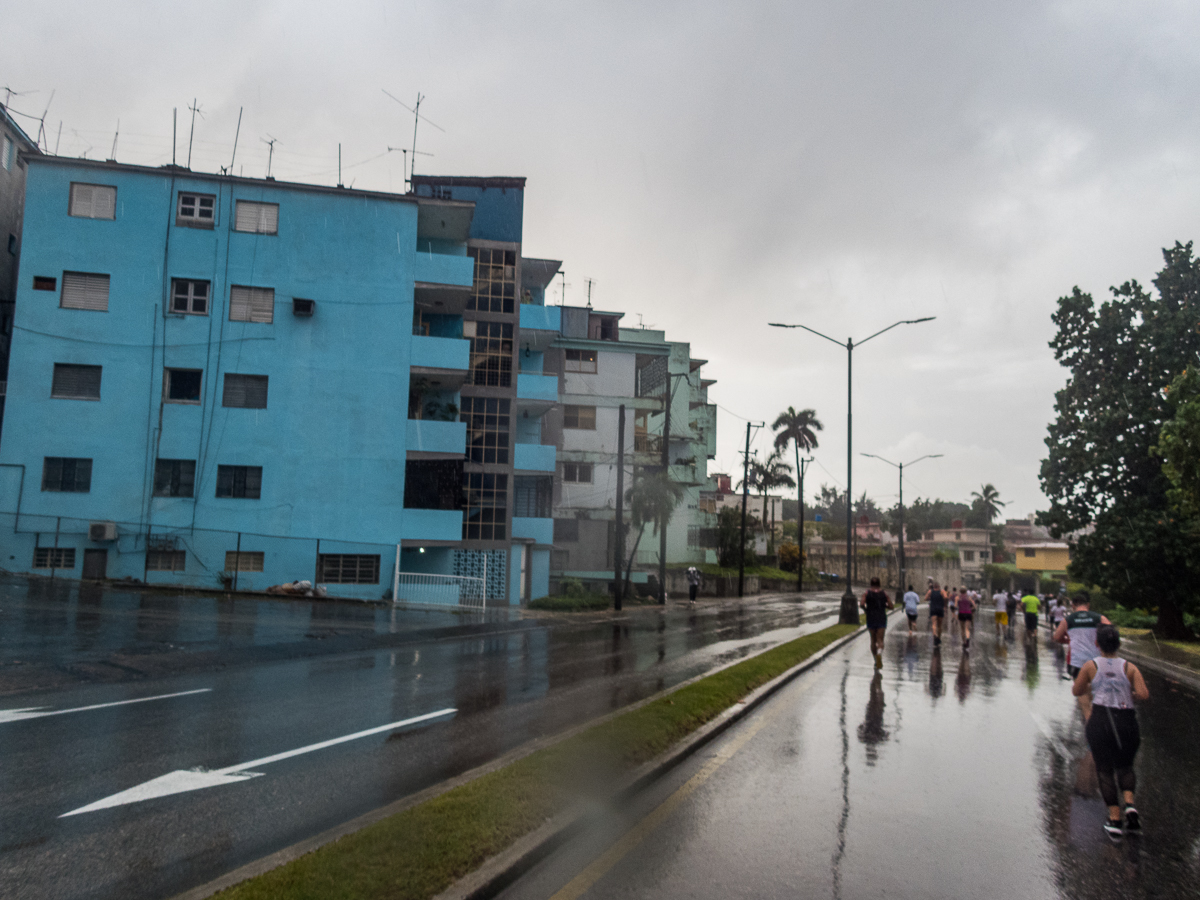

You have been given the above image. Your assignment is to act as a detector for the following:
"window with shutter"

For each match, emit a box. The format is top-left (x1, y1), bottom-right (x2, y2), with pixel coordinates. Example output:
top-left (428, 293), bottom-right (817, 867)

top-left (42, 457), bottom-right (92, 492)
top-left (69, 183), bottom-right (117, 219)
top-left (2, 136), bottom-right (12, 171)
top-left (153, 459), bottom-right (196, 497)
top-left (234, 200), bottom-right (279, 234)
top-left (224, 551), bottom-right (264, 572)
top-left (216, 465), bottom-right (262, 499)
top-left (51, 364), bottom-right (102, 399)
top-left (60, 272), bottom-right (110, 311)
top-left (229, 285), bottom-right (274, 323)
top-left (222, 374), bottom-right (268, 408)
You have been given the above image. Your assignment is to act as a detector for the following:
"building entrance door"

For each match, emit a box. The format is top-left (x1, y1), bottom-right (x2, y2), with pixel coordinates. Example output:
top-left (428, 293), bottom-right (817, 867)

top-left (82, 549), bottom-right (107, 580)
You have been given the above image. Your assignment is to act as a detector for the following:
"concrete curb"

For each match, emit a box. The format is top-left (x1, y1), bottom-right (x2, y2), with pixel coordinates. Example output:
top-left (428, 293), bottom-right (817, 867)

top-left (171, 616), bottom-right (867, 900)
top-left (1120, 645), bottom-right (1200, 693)
top-left (432, 621), bottom-right (870, 900)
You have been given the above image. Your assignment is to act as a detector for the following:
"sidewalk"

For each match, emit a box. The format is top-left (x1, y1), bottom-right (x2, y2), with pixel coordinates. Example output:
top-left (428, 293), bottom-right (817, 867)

top-left (1120, 633), bottom-right (1200, 691)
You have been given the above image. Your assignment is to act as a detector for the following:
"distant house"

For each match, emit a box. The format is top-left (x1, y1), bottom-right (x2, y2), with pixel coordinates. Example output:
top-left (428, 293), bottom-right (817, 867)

top-left (1011, 542), bottom-right (1071, 578)
top-left (922, 520), bottom-right (992, 587)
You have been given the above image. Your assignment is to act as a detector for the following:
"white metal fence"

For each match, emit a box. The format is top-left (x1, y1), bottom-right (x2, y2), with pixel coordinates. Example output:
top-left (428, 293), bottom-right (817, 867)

top-left (392, 571), bottom-right (486, 609)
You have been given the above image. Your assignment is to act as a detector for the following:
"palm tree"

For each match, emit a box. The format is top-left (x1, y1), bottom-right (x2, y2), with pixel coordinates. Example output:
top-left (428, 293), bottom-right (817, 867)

top-left (773, 407), bottom-right (823, 590)
top-left (971, 483), bottom-right (1006, 526)
top-left (621, 472), bottom-right (686, 602)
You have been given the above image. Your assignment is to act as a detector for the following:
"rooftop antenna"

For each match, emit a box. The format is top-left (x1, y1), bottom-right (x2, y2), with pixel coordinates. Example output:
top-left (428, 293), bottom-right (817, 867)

top-left (387, 146), bottom-right (434, 191)
top-left (172, 108), bottom-right (177, 166)
top-left (228, 107), bottom-right (243, 175)
top-left (559, 270), bottom-right (568, 305)
top-left (382, 89), bottom-right (444, 183)
top-left (585, 277), bottom-right (596, 310)
top-left (186, 99), bottom-right (203, 169)
top-left (35, 89), bottom-right (54, 152)
top-left (54, 121), bottom-right (61, 156)
top-left (337, 143), bottom-right (342, 187)
top-left (2, 86), bottom-right (32, 108)
top-left (261, 134), bottom-right (279, 178)
top-left (108, 119), bottom-right (119, 161)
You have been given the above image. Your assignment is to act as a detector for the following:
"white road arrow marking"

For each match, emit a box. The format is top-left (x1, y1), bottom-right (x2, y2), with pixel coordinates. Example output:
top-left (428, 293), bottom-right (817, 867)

top-left (60, 707), bottom-right (457, 817)
top-left (0, 689), bottom-right (212, 724)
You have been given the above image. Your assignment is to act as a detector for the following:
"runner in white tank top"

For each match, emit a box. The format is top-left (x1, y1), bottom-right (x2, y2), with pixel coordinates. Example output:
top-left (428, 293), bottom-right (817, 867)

top-left (1091, 656), bottom-right (1135, 709)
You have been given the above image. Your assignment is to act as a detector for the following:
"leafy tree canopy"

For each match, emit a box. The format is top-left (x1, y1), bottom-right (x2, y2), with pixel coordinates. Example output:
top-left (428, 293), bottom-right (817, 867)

top-left (1039, 241), bottom-right (1200, 638)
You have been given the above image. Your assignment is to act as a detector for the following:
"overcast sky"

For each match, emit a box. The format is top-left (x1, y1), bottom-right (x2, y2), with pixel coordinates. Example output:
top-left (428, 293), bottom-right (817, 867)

top-left (9, 1), bottom-right (1200, 518)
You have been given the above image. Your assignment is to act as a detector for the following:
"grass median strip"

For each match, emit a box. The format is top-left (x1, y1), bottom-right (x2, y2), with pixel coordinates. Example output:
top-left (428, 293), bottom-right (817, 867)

top-left (216, 622), bottom-right (857, 900)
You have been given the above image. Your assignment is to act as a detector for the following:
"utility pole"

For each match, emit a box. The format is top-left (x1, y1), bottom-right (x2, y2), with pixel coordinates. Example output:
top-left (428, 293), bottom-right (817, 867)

top-left (615, 403), bottom-right (625, 611)
top-left (659, 380), bottom-right (672, 605)
top-left (796, 456), bottom-right (812, 593)
top-left (738, 421), bottom-right (752, 598)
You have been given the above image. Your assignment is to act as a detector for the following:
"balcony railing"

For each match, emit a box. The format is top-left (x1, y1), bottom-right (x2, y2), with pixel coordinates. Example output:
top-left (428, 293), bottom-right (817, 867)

top-left (392, 572), bottom-right (485, 609)
top-left (634, 433), bottom-right (663, 453)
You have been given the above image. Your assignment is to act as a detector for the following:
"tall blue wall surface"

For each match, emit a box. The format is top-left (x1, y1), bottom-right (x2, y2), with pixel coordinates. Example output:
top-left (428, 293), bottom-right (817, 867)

top-left (0, 161), bottom-right (423, 596)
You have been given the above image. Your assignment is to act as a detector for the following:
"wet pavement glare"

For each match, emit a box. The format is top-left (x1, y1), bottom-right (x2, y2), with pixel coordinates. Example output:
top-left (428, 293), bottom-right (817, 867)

top-left (502, 612), bottom-right (1200, 900)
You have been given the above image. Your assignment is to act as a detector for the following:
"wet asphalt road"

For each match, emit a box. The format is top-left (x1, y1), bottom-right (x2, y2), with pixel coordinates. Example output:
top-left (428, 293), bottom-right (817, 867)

top-left (0, 576), bottom-right (842, 900)
top-left (502, 612), bottom-right (1200, 900)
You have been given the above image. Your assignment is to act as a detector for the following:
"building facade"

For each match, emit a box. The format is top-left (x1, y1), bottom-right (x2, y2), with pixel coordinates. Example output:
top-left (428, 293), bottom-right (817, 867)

top-left (0, 159), bottom-right (554, 603)
top-left (0, 105), bottom-right (40, 427)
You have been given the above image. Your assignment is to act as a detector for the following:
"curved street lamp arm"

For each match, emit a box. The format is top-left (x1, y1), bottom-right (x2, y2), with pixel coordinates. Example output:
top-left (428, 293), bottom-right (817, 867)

top-left (856, 316), bottom-right (936, 347)
top-left (903, 452), bottom-right (944, 467)
top-left (768, 322), bottom-right (847, 348)
top-left (860, 452), bottom-right (899, 468)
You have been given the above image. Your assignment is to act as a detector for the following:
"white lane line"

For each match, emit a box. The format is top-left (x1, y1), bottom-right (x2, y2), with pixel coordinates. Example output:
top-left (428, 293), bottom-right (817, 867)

top-left (60, 707), bottom-right (457, 817)
top-left (1029, 712), bottom-right (1073, 759)
top-left (0, 689), bottom-right (212, 724)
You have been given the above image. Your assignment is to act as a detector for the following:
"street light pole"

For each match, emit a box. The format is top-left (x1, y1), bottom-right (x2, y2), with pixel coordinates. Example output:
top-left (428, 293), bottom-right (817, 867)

top-left (861, 452), bottom-right (943, 592)
top-left (770, 316), bottom-right (935, 626)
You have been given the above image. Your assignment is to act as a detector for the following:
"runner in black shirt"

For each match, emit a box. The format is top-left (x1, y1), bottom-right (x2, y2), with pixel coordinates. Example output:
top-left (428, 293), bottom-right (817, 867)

top-left (860, 577), bottom-right (893, 667)
top-left (925, 581), bottom-right (947, 647)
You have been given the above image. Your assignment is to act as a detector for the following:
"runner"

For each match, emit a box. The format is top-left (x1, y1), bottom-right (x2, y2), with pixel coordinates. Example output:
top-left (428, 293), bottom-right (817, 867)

top-left (1020, 590), bottom-right (1040, 641)
top-left (925, 581), bottom-right (946, 647)
top-left (902, 583), bottom-right (920, 634)
top-left (1005, 589), bottom-right (1019, 639)
top-left (860, 577), bottom-right (893, 666)
top-left (1053, 592), bottom-right (1110, 719)
top-left (957, 587), bottom-right (975, 650)
top-left (1072, 624), bottom-right (1150, 838)
top-left (993, 588), bottom-right (1009, 639)
top-left (686, 566), bottom-right (702, 605)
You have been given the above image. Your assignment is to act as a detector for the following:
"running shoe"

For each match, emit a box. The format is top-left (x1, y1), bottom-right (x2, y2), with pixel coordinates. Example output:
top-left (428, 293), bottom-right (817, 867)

top-left (1125, 808), bottom-right (1141, 833)
top-left (963, 639), bottom-right (970, 650)
top-left (934, 636), bottom-right (941, 646)
top-left (1103, 818), bottom-right (1123, 839)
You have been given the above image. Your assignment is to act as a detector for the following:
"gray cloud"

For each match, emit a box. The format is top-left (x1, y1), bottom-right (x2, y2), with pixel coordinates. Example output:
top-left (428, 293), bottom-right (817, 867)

top-left (8, 0), bottom-right (1200, 515)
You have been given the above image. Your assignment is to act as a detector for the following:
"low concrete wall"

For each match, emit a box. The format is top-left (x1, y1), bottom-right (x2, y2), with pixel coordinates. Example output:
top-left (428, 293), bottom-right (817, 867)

top-left (666, 570), bottom-right (759, 597)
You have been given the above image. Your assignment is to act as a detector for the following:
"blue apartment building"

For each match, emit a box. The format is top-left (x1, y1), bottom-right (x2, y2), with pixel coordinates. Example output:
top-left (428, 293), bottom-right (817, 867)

top-left (0, 158), bottom-right (555, 604)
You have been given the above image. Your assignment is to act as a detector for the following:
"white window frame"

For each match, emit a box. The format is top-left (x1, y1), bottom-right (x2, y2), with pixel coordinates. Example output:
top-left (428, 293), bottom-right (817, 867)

top-left (224, 550), bottom-right (264, 572)
top-left (229, 285), bottom-right (275, 323)
top-left (2, 136), bottom-right (13, 171)
top-left (176, 192), bottom-right (216, 229)
top-left (69, 183), bottom-right (117, 220)
top-left (171, 278), bottom-right (210, 315)
top-left (562, 462), bottom-right (593, 483)
top-left (233, 200), bottom-right (279, 235)
top-left (60, 272), bottom-right (110, 311)
top-left (164, 367), bottom-right (203, 404)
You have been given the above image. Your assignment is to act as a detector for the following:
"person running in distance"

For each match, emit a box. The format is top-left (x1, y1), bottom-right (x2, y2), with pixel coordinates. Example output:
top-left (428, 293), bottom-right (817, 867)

top-left (993, 588), bottom-right (1009, 639)
top-left (957, 587), bottom-right (976, 650)
top-left (903, 583), bottom-right (920, 634)
top-left (686, 566), bottom-right (702, 605)
top-left (1005, 589), bottom-right (1019, 639)
top-left (861, 577), bottom-right (893, 666)
top-left (1054, 592), bottom-right (1110, 719)
top-left (1073, 624), bottom-right (1150, 839)
top-left (926, 581), bottom-right (947, 647)
top-left (1020, 590), bottom-right (1040, 641)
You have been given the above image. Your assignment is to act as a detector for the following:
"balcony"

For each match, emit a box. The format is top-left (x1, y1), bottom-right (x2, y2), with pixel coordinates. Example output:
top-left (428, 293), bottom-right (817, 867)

top-left (414, 252), bottom-right (474, 288)
top-left (514, 443), bottom-right (556, 472)
top-left (411, 334), bottom-right (470, 390)
top-left (516, 372), bottom-right (558, 419)
top-left (512, 516), bottom-right (554, 545)
top-left (519, 305), bottom-right (561, 352)
top-left (400, 508), bottom-right (463, 543)
top-left (633, 433), bottom-right (663, 454)
top-left (406, 419), bottom-right (467, 458)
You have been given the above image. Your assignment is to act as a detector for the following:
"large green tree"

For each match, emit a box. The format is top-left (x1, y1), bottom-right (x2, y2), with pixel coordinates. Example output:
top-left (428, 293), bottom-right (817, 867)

top-left (1040, 242), bottom-right (1200, 638)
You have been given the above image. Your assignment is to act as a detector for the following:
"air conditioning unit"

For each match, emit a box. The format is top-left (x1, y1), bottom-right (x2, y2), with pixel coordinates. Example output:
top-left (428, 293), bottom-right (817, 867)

top-left (89, 521), bottom-right (118, 541)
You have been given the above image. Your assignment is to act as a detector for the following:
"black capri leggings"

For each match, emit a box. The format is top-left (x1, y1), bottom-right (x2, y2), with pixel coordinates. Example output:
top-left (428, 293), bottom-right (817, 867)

top-left (1085, 706), bottom-right (1140, 806)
